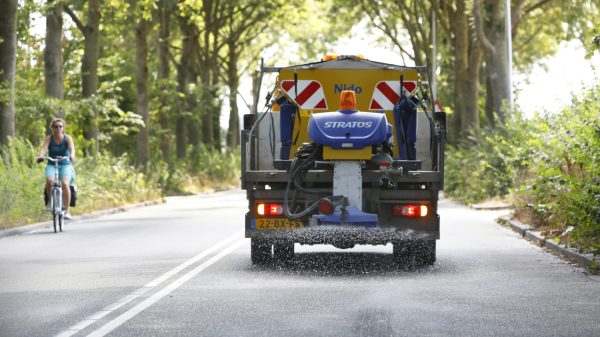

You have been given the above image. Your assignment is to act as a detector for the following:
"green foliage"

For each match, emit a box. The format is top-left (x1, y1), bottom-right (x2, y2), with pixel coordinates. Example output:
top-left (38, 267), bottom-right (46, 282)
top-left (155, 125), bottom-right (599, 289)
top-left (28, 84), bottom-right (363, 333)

top-left (259, 0), bottom-right (358, 64)
top-left (189, 145), bottom-right (240, 181)
top-left (514, 1), bottom-right (599, 72)
top-left (446, 85), bottom-right (600, 254)
top-left (513, 86), bottom-right (600, 254)
top-left (0, 138), bottom-right (162, 228)
top-left (445, 118), bottom-right (522, 204)
top-left (75, 152), bottom-right (162, 211)
top-left (0, 138), bottom-right (43, 227)
top-left (13, 79), bottom-right (143, 157)
top-left (0, 136), bottom-right (240, 229)
top-left (159, 145), bottom-right (241, 195)
top-left (585, 23), bottom-right (600, 58)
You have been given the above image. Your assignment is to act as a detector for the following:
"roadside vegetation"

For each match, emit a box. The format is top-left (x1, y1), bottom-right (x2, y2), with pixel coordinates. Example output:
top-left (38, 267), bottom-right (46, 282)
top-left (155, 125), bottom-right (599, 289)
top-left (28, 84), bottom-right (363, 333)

top-left (0, 1), bottom-right (597, 255)
top-left (0, 137), bottom-right (239, 229)
top-left (445, 85), bottom-right (600, 255)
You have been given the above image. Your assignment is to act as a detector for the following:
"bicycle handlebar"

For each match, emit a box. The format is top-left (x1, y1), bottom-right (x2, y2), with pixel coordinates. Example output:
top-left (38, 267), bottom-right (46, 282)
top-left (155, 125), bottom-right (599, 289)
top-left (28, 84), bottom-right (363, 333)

top-left (37, 156), bottom-right (70, 164)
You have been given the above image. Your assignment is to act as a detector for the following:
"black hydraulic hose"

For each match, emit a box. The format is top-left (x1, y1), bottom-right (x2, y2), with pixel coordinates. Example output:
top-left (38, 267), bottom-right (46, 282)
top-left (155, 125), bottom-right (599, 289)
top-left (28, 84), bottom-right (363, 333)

top-left (284, 146), bottom-right (322, 218)
top-left (284, 170), bottom-right (316, 219)
top-left (293, 174), bottom-right (323, 194)
top-left (283, 147), bottom-right (344, 219)
top-left (290, 150), bottom-right (324, 195)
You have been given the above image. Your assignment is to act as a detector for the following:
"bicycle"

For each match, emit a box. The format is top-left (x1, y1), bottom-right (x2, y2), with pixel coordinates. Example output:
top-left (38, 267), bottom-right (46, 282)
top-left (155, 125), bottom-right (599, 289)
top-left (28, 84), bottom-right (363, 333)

top-left (37, 156), bottom-right (70, 233)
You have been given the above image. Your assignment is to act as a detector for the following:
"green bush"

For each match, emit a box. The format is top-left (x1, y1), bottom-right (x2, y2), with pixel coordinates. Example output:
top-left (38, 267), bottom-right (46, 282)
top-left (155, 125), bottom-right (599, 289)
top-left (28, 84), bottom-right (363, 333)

top-left (0, 137), bottom-right (241, 229)
top-left (75, 153), bottom-right (162, 212)
top-left (0, 138), bottom-right (163, 228)
top-left (171, 145), bottom-right (240, 195)
top-left (0, 138), bottom-right (45, 227)
top-left (445, 85), bottom-right (600, 254)
top-left (445, 115), bottom-right (525, 204)
top-left (513, 87), bottom-right (600, 253)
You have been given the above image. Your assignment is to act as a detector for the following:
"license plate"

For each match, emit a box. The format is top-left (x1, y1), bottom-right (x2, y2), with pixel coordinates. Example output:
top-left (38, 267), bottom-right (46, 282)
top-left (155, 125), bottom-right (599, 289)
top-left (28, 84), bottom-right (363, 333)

top-left (254, 218), bottom-right (304, 229)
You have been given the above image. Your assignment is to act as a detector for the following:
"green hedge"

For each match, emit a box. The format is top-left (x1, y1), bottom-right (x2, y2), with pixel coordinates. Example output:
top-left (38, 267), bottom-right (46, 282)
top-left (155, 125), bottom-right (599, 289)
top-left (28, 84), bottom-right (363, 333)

top-left (0, 138), bottom-right (240, 229)
top-left (445, 85), bottom-right (599, 254)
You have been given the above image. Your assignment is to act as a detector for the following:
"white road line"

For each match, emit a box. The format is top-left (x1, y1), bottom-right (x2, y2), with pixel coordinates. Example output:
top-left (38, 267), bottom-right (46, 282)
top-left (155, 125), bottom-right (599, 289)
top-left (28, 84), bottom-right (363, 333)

top-left (86, 238), bottom-right (245, 337)
top-left (54, 231), bottom-right (243, 337)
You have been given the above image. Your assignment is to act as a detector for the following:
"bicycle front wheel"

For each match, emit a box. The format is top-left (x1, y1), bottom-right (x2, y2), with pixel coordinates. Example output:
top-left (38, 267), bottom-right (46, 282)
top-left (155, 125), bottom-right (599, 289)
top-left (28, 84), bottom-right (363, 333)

top-left (52, 188), bottom-right (61, 233)
top-left (53, 211), bottom-right (59, 233)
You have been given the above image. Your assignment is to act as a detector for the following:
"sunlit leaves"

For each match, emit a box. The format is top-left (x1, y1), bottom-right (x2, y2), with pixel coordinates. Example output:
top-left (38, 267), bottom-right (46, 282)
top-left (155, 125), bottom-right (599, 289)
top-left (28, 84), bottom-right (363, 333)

top-left (446, 85), bottom-right (600, 253)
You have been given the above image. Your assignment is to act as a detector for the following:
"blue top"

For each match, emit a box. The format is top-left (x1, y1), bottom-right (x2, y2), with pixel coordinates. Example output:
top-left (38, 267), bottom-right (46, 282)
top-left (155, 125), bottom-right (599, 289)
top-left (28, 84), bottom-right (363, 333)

top-left (308, 110), bottom-right (392, 149)
top-left (48, 135), bottom-right (71, 166)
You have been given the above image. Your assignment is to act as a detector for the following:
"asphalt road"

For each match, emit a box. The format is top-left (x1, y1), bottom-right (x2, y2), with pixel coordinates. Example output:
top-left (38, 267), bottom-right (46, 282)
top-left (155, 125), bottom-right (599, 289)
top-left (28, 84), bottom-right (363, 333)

top-left (0, 189), bottom-right (598, 337)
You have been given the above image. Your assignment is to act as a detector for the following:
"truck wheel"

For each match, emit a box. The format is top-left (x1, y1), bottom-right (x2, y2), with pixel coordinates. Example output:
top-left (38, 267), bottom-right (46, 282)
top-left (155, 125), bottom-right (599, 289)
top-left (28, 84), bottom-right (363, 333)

top-left (393, 241), bottom-right (416, 267)
top-left (393, 240), bottom-right (436, 267)
top-left (414, 240), bottom-right (436, 266)
top-left (273, 242), bottom-right (294, 263)
top-left (251, 238), bottom-right (271, 265)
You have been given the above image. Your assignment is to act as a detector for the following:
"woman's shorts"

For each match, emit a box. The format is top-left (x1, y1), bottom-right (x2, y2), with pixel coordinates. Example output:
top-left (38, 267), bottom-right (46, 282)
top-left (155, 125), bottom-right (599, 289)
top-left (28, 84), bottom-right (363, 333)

top-left (46, 164), bottom-right (76, 185)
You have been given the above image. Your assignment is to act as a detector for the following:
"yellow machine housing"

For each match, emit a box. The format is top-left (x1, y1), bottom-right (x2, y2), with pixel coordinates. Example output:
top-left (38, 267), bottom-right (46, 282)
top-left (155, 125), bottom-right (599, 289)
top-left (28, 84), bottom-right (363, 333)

top-left (274, 57), bottom-right (421, 159)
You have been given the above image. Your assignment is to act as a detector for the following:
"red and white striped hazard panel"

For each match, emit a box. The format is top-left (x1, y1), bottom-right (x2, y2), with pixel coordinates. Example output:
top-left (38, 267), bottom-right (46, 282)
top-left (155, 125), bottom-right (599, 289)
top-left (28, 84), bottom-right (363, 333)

top-left (434, 100), bottom-right (444, 112)
top-left (369, 81), bottom-right (417, 110)
top-left (280, 80), bottom-right (328, 110)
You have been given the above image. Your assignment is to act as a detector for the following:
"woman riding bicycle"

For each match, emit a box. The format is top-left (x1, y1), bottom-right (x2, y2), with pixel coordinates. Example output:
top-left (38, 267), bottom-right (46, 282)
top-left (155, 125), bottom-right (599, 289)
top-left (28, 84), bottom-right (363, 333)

top-left (36, 118), bottom-right (78, 219)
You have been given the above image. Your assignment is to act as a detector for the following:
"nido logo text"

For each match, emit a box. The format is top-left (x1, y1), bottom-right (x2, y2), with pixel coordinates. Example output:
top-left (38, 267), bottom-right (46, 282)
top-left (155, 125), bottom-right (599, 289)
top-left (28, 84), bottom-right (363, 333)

top-left (334, 84), bottom-right (363, 94)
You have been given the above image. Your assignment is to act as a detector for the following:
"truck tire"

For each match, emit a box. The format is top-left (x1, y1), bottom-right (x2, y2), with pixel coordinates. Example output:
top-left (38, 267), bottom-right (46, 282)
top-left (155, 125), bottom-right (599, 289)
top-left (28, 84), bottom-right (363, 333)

top-left (393, 241), bottom-right (416, 267)
top-left (273, 242), bottom-right (294, 263)
top-left (393, 240), bottom-right (436, 267)
top-left (251, 238), bottom-right (271, 265)
top-left (414, 240), bottom-right (436, 266)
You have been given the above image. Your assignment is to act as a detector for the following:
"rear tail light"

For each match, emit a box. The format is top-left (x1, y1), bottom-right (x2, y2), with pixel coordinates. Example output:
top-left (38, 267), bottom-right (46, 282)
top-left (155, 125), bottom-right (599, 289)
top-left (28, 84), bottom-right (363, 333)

top-left (393, 204), bottom-right (429, 217)
top-left (256, 202), bottom-right (284, 216)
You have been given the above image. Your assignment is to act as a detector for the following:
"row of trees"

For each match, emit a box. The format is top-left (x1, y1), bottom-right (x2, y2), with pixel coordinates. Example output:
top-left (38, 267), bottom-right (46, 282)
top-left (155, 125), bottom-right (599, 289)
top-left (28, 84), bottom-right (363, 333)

top-left (348, 0), bottom-right (598, 142)
top-left (0, 0), bottom-right (351, 167)
top-left (0, 0), bottom-right (598, 168)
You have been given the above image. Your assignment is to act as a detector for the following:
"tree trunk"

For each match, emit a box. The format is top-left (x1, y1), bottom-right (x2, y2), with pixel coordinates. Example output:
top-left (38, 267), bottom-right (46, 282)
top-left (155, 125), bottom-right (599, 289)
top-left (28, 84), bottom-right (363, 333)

top-left (199, 78), bottom-right (212, 148)
top-left (200, 30), bottom-right (214, 148)
top-left (175, 15), bottom-right (196, 159)
top-left (186, 75), bottom-right (200, 154)
top-left (175, 55), bottom-right (187, 159)
top-left (453, 0), bottom-right (481, 141)
top-left (82, 0), bottom-right (100, 155)
top-left (485, 74), bottom-right (495, 128)
top-left (226, 88), bottom-right (240, 147)
top-left (200, 0), bottom-right (222, 150)
top-left (157, 6), bottom-right (171, 161)
top-left (482, 0), bottom-right (509, 125)
top-left (0, 0), bottom-right (17, 146)
top-left (44, 0), bottom-right (63, 100)
top-left (462, 48), bottom-right (481, 139)
top-left (211, 62), bottom-right (221, 151)
top-left (251, 70), bottom-right (259, 114)
top-left (226, 45), bottom-right (240, 148)
top-left (135, 18), bottom-right (149, 167)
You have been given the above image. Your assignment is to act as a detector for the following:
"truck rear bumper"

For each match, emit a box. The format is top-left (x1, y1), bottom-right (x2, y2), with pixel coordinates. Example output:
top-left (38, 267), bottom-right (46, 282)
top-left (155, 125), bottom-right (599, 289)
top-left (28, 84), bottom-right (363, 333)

top-left (245, 215), bottom-right (439, 246)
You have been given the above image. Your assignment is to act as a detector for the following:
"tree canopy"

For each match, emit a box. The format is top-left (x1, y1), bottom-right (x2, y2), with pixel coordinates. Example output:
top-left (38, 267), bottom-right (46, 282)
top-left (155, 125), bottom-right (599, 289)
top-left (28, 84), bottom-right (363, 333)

top-left (1, 0), bottom-right (598, 161)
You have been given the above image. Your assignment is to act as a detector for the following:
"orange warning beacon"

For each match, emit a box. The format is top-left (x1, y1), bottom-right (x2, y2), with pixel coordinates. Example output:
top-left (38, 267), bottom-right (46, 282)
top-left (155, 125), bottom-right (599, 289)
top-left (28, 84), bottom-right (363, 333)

top-left (339, 90), bottom-right (357, 111)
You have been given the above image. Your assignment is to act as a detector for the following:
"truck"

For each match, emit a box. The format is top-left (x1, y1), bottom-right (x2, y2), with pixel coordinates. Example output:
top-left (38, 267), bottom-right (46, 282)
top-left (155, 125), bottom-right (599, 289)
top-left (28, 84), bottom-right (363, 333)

top-left (241, 55), bottom-right (446, 266)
